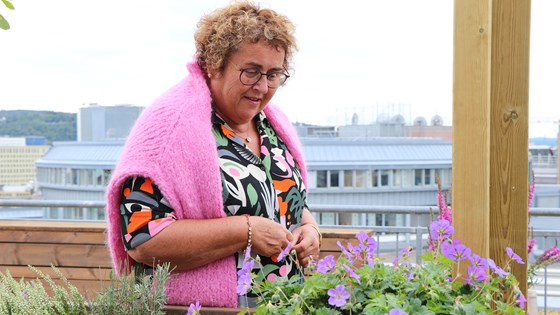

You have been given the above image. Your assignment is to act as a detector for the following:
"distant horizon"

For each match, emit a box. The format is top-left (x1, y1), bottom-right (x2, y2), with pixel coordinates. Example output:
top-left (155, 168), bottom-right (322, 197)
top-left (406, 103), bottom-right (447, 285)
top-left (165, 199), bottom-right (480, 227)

top-left (1, 107), bottom-right (557, 140)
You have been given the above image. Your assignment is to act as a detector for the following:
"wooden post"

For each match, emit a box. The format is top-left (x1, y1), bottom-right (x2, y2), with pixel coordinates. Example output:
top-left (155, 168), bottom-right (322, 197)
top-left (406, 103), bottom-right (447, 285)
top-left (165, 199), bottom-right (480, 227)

top-left (452, 0), bottom-right (530, 297)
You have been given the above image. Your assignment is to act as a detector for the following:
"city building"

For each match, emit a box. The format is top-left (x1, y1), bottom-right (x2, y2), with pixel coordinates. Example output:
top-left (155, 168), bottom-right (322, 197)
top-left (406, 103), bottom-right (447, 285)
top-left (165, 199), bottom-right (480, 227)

top-left (303, 137), bottom-right (452, 227)
top-left (35, 141), bottom-right (123, 219)
top-left (0, 137), bottom-right (50, 198)
top-left (77, 103), bottom-right (144, 141)
top-left (35, 136), bottom-right (454, 226)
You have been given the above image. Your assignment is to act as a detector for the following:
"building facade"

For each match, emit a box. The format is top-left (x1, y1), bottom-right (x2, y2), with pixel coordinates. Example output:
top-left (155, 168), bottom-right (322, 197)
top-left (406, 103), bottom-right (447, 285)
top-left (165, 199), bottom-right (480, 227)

top-left (35, 141), bottom-right (123, 220)
top-left (0, 137), bottom-right (49, 194)
top-left (77, 104), bottom-right (144, 141)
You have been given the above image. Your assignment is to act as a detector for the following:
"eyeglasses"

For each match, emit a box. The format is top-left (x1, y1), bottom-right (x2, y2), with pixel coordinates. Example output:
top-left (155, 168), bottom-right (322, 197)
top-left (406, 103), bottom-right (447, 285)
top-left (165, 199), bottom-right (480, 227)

top-left (238, 68), bottom-right (290, 88)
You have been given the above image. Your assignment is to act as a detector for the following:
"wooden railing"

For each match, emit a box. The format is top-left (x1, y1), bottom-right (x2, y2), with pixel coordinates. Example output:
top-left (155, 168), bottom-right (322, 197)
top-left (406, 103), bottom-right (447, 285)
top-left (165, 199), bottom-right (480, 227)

top-left (0, 220), bottom-right (371, 314)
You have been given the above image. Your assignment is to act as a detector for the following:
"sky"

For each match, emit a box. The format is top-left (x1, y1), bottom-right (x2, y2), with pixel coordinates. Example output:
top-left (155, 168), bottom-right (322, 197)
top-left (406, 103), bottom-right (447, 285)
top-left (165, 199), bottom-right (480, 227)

top-left (1, 0), bottom-right (559, 138)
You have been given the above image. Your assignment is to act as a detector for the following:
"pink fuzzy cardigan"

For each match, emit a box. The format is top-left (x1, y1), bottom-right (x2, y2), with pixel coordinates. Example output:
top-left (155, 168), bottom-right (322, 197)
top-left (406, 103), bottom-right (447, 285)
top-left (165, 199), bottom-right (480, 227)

top-left (105, 59), bottom-right (307, 307)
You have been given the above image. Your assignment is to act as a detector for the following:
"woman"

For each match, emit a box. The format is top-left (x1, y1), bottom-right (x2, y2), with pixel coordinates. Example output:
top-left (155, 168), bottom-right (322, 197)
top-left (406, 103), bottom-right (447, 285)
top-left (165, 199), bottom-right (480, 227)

top-left (106, 1), bottom-right (321, 308)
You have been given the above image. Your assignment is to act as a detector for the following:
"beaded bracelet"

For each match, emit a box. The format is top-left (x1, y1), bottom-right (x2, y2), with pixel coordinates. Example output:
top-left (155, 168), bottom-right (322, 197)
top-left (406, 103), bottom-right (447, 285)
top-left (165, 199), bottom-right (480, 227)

top-left (243, 214), bottom-right (252, 248)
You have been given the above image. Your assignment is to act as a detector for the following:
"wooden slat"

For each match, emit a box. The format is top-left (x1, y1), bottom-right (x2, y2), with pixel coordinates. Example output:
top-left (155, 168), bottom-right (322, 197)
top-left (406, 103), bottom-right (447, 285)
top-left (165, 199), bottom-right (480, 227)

top-left (0, 230), bottom-right (105, 245)
top-left (8, 277), bottom-right (110, 298)
top-left (2, 265), bottom-right (112, 281)
top-left (0, 220), bottom-right (106, 232)
top-left (0, 243), bottom-right (112, 268)
top-left (320, 228), bottom-right (373, 239)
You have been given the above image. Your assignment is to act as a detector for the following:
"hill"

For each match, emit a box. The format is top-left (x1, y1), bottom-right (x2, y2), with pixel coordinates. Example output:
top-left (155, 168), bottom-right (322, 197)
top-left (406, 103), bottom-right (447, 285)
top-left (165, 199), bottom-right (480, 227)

top-left (0, 110), bottom-right (76, 142)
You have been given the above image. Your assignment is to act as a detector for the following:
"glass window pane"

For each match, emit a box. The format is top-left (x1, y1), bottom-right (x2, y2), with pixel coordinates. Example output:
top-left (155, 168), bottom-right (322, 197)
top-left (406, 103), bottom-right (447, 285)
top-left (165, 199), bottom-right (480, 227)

top-left (372, 170), bottom-right (379, 187)
top-left (424, 168), bottom-right (431, 185)
top-left (103, 169), bottom-right (112, 186)
top-left (344, 170), bottom-right (353, 187)
top-left (402, 169), bottom-right (413, 186)
top-left (393, 169), bottom-right (402, 187)
top-left (380, 170), bottom-right (390, 186)
top-left (355, 170), bottom-right (366, 187)
top-left (317, 170), bottom-right (327, 187)
top-left (330, 171), bottom-right (339, 187)
top-left (414, 169), bottom-right (423, 186)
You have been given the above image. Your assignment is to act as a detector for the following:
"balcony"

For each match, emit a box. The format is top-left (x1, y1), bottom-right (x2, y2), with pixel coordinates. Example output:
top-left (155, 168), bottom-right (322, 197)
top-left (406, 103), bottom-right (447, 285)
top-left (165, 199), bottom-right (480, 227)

top-left (1, 200), bottom-right (559, 313)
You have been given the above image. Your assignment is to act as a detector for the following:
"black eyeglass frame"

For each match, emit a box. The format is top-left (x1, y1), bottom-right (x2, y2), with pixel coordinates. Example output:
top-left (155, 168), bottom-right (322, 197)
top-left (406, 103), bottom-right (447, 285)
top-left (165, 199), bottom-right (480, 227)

top-left (238, 68), bottom-right (290, 88)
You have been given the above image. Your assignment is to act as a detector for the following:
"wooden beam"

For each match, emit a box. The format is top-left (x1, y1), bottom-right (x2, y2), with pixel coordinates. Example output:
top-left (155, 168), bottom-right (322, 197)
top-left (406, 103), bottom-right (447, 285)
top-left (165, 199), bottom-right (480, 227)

top-left (453, 0), bottom-right (530, 296)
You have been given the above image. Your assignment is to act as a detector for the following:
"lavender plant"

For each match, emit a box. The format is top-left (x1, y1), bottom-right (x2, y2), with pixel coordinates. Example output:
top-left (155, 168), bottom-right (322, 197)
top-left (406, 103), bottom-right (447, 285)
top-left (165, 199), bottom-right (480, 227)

top-left (0, 263), bottom-right (171, 315)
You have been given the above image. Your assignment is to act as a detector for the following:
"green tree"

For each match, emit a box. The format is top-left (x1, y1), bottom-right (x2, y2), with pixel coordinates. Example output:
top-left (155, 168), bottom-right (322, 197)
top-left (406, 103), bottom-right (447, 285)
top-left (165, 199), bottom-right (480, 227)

top-left (0, 0), bottom-right (14, 30)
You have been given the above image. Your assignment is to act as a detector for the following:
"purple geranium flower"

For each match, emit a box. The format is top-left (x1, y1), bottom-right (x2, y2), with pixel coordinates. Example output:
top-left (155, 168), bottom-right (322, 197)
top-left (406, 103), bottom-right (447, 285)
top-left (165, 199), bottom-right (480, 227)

top-left (327, 284), bottom-right (350, 307)
top-left (236, 272), bottom-right (252, 296)
top-left (244, 245), bottom-right (252, 261)
top-left (356, 231), bottom-right (377, 252)
top-left (506, 247), bottom-right (525, 264)
top-left (487, 258), bottom-right (510, 278)
top-left (237, 259), bottom-right (254, 277)
top-left (277, 241), bottom-right (293, 261)
top-left (385, 309), bottom-right (408, 315)
top-left (468, 254), bottom-right (488, 269)
top-left (342, 264), bottom-right (361, 284)
top-left (441, 239), bottom-right (471, 261)
top-left (186, 301), bottom-right (201, 315)
top-left (516, 292), bottom-right (527, 309)
top-left (317, 255), bottom-right (336, 274)
top-left (429, 219), bottom-right (454, 241)
top-left (337, 241), bottom-right (355, 262)
top-left (466, 265), bottom-right (487, 285)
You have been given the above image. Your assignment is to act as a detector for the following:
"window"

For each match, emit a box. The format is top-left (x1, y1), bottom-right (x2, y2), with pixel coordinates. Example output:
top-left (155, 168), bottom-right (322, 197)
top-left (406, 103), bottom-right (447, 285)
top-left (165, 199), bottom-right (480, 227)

top-left (344, 170), bottom-right (353, 187)
top-left (380, 170), bottom-right (390, 186)
top-left (424, 168), bottom-right (431, 185)
top-left (103, 169), bottom-right (112, 185)
top-left (372, 170), bottom-right (379, 187)
top-left (317, 170), bottom-right (327, 188)
top-left (330, 171), bottom-right (339, 187)
top-left (402, 169), bottom-right (413, 186)
top-left (355, 170), bottom-right (366, 187)
top-left (95, 169), bottom-right (104, 185)
top-left (72, 169), bottom-right (79, 185)
top-left (393, 169), bottom-right (402, 187)
top-left (414, 169), bottom-right (423, 186)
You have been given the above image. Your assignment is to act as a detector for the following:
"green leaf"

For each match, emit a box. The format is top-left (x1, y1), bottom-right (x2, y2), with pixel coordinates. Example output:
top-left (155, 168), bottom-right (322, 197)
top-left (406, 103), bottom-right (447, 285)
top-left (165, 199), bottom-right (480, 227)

top-left (315, 307), bottom-right (342, 315)
top-left (212, 127), bottom-right (228, 146)
top-left (0, 14), bottom-right (9, 30)
top-left (247, 183), bottom-right (258, 207)
top-left (1, 0), bottom-right (14, 10)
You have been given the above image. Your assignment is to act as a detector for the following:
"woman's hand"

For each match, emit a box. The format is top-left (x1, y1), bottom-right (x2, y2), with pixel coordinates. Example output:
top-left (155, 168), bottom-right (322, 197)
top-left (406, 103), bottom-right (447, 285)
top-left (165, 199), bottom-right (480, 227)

top-left (249, 216), bottom-right (294, 258)
top-left (292, 223), bottom-right (321, 268)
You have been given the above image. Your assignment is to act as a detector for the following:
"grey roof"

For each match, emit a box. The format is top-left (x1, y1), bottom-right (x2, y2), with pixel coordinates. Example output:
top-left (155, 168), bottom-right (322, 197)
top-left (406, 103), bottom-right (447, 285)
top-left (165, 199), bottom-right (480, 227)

top-left (301, 137), bottom-right (452, 169)
top-left (34, 137), bottom-right (452, 170)
top-left (36, 141), bottom-right (124, 168)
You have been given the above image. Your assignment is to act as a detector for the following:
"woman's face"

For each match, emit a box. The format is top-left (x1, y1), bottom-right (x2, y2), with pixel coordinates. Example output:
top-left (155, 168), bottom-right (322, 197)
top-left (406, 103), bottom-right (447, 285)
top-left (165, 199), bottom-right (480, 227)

top-left (209, 40), bottom-right (286, 126)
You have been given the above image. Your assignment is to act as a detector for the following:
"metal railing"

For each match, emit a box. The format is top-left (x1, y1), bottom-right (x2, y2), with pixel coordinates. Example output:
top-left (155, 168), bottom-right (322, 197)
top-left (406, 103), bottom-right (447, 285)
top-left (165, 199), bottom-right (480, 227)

top-left (1, 200), bottom-right (559, 311)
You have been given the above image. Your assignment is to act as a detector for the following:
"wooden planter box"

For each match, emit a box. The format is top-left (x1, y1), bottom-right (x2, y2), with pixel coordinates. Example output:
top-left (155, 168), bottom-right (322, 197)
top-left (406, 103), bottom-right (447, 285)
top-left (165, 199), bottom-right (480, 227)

top-left (0, 220), bottom-right (372, 312)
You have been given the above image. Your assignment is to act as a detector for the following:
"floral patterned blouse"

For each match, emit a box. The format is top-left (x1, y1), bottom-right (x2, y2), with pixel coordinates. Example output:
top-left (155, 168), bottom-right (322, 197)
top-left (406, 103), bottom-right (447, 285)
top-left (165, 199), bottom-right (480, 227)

top-left (119, 111), bottom-right (308, 296)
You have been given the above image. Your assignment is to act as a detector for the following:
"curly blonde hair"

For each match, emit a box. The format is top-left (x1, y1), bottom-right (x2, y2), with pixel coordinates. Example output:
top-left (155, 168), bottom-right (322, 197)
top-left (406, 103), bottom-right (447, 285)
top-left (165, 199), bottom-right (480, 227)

top-left (194, 1), bottom-right (297, 74)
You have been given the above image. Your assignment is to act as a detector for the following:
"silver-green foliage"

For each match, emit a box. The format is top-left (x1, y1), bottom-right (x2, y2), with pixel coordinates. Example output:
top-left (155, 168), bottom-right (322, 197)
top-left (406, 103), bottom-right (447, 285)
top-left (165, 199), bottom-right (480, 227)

top-left (0, 266), bottom-right (88, 315)
top-left (0, 263), bottom-right (172, 315)
top-left (90, 264), bottom-right (171, 315)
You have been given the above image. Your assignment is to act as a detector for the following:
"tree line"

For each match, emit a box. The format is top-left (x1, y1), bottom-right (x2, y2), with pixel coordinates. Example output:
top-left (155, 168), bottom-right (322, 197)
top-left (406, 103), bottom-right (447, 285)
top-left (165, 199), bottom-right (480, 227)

top-left (0, 110), bottom-right (77, 142)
